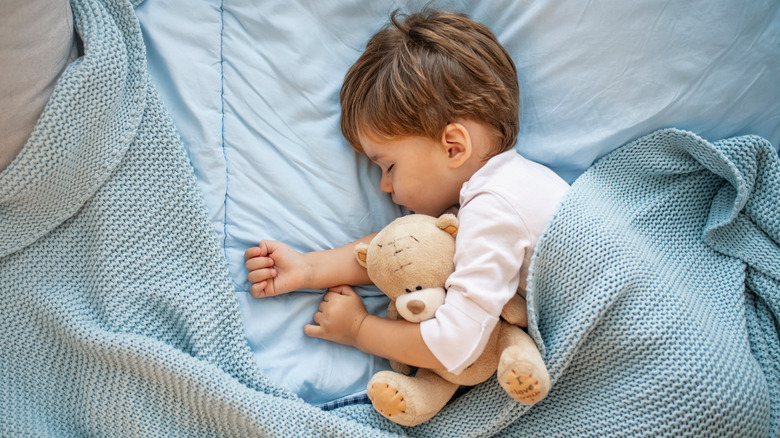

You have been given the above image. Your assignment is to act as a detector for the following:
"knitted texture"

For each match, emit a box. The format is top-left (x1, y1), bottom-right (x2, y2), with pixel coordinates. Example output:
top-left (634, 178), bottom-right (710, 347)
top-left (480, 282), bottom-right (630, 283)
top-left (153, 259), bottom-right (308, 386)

top-left (1, 0), bottom-right (777, 436)
top-left (496, 128), bottom-right (778, 437)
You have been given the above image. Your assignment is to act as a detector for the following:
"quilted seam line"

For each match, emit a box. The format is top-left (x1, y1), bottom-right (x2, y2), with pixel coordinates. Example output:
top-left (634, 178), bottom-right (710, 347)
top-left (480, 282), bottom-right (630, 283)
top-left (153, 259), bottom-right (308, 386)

top-left (219, 0), bottom-right (230, 268)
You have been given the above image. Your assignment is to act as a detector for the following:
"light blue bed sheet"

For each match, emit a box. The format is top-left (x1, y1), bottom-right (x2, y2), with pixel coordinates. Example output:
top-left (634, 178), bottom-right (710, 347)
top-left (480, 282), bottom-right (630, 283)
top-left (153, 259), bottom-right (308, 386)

top-left (135, 0), bottom-right (780, 404)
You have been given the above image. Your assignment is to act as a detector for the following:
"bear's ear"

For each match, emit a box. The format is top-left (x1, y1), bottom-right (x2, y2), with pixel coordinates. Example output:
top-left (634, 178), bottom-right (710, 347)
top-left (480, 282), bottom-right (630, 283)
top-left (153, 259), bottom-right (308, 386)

top-left (436, 213), bottom-right (458, 237)
top-left (355, 243), bottom-right (369, 268)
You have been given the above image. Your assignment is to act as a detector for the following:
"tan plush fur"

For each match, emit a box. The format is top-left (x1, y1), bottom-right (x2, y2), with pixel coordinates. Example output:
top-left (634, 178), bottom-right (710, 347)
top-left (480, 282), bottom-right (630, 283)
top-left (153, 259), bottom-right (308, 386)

top-left (355, 214), bottom-right (550, 426)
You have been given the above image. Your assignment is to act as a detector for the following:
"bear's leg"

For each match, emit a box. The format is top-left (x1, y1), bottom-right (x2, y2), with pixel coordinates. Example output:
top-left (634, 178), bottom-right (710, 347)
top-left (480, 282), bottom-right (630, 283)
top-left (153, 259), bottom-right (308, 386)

top-left (367, 368), bottom-right (459, 426)
top-left (500, 293), bottom-right (528, 327)
top-left (496, 323), bottom-right (550, 405)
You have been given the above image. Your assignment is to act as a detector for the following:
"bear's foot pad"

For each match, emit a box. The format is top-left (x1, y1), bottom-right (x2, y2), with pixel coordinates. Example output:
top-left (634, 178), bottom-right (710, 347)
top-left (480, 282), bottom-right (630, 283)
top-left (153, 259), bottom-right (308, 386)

top-left (368, 382), bottom-right (407, 417)
top-left (504, 370), bottom-right (544, 404)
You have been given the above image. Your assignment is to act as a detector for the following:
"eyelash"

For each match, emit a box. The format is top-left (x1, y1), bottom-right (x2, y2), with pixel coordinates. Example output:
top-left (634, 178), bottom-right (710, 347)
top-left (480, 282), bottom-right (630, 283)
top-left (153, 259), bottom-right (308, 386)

top-left (386, 164), bottom-right (394, 173)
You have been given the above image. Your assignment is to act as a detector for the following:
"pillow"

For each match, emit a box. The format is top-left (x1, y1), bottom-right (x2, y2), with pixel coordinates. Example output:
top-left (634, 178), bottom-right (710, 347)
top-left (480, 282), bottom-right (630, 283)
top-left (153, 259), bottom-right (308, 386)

top-left (0, 0), bottom-right (78, 172)
top-left (499, 0), bottom-right (780, 181)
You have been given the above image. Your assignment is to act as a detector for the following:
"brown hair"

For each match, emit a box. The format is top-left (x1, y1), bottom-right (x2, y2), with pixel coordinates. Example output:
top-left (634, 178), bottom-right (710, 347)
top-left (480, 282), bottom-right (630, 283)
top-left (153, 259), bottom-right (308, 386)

top-left (340, 8), bottom-right (520, 155)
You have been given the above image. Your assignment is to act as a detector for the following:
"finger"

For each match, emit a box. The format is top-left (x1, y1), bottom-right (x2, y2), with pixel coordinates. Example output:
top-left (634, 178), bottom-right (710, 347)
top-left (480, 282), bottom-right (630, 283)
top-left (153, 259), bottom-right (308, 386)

top-left (249, 282), bottom-right (268, 298)
top-left (312, 311), bottom-right (323, 325)
top-left (258, 240), bottom-right (270, 257)
top-left (246, 256), bottom-right (274, 271)
top-left (303, 324), bottom-right (323, 338)
top-left (330, 285), bottom-right (356, 296)
top-left (244, 246), bottom-right (260, 261)
top-left (322, 290), bottom-right (344, 303)
top-left (247, 268), bottom-right (276, 284)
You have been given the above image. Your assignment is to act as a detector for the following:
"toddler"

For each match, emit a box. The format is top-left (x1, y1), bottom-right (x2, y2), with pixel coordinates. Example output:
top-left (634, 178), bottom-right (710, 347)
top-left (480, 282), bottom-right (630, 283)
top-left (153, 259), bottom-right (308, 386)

top-left (245, 8), bottom-right (569, 378)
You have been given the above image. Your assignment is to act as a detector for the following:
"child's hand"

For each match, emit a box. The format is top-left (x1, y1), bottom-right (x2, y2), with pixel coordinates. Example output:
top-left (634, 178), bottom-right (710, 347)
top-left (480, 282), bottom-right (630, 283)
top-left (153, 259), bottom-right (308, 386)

top-left (244, 240), bottom-right (308, 298)
top-left (304, 285), bottom-right (368, 347)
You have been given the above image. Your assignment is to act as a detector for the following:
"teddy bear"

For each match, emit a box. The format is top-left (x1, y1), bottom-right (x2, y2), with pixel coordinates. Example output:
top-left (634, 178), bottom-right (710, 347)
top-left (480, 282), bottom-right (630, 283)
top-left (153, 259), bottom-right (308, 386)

top-left (354, 213), bottom-right (550, 426)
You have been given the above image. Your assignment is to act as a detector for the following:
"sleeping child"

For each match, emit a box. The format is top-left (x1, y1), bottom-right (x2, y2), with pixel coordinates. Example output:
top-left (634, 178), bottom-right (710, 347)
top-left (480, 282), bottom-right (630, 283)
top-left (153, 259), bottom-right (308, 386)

top-left (245, 6), bottom-right (568, 399)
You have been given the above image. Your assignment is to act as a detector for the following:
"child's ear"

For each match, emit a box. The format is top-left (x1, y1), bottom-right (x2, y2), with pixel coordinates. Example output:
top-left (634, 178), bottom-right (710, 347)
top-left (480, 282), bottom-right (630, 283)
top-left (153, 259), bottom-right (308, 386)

top-left (441, 123), bottom-right (472, 168)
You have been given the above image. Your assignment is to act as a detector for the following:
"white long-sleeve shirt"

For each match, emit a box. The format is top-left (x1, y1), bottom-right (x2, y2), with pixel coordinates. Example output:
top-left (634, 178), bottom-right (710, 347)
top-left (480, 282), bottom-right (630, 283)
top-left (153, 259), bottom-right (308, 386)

top-left (420, 149), bottom-right (569, 374)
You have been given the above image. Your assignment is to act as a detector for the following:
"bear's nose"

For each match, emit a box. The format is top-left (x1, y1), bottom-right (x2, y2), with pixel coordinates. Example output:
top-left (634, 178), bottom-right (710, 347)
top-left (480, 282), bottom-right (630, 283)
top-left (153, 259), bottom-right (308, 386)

top-left (407, 300), bottom-right (425, 314)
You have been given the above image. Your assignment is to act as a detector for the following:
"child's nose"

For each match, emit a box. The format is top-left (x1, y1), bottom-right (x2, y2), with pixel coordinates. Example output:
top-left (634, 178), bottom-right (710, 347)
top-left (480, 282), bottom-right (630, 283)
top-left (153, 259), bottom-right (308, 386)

top-left (379, 174), bottom-right (392, 193)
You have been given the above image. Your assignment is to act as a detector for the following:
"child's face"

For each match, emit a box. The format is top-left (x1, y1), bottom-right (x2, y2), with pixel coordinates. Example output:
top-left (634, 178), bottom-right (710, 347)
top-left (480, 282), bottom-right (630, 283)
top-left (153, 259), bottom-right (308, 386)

top-left (359, 133), bottom-right (462, 217)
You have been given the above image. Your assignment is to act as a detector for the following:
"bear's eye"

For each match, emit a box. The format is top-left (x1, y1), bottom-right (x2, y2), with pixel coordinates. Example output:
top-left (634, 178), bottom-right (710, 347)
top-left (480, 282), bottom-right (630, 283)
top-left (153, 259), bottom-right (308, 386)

top-left (416, 286), bottom-right (422, 290)
top-left (405, 288), bottom-right (411, 293)
top-left (405, 286), bottom-right (423, 293)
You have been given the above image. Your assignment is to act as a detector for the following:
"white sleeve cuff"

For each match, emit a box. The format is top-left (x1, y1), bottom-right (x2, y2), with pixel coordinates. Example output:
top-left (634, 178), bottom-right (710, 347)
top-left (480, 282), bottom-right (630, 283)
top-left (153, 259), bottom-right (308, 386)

top-left (420, 292), bottom-right (499, 374)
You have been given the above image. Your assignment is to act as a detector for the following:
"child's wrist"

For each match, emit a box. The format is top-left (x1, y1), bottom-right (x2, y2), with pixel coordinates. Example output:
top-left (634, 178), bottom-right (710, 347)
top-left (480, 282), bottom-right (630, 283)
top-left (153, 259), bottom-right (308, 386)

top-left (300, 252), bottom-right (317, 289)
top-left (353, 314), bottom-right (376, 352)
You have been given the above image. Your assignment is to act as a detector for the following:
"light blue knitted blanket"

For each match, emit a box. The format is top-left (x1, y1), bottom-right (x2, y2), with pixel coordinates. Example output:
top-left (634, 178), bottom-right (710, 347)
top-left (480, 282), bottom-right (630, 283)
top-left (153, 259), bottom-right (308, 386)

top-left (1, 0), bottom-right (777, 436)
top-left (510, 128), bottom-right (780, 437)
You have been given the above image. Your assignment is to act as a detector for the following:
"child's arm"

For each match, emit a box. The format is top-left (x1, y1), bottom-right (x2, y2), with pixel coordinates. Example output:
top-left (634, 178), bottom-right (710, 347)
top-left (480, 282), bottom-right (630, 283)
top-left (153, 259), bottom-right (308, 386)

top-left (244, 233), bottom-right (377, 297)
top-left (304, 285), bottom-right (444, 369)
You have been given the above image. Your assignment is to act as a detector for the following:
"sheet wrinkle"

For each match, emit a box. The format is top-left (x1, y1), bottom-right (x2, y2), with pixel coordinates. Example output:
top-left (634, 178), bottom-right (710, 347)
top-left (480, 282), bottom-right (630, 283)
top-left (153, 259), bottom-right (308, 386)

top-left (573, 0), bottom-right (599, 30)
top-left (648, 0), bottom-right (673, 34)
top-left (226, 58), bottom-right (310, 148)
